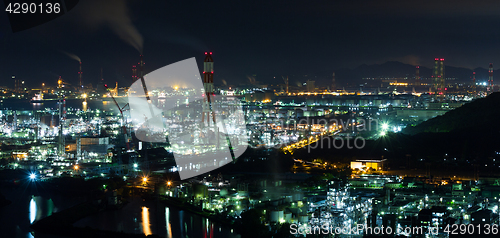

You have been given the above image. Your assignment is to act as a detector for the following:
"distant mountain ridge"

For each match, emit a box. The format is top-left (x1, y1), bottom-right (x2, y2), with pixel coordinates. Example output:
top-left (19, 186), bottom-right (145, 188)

top-left (334, 61), bottom-right (493, 86)
top-left (231, 61), bottom-right (496, 87)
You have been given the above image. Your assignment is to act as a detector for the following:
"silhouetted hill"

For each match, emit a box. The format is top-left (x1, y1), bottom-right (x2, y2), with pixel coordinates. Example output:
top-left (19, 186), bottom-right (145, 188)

top-left (403, 92), bottom-right (500, 135)
top-left (298, 93), bottom-right (500, 171)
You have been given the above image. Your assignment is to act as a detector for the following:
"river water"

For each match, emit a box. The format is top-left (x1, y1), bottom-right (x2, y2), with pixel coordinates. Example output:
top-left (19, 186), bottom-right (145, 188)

top-left (73, 197), bottom-right (240, 238)
top-left (0, 183), bottom-right (240, 238)
top-left (0, 184), bottom-right (86, 238)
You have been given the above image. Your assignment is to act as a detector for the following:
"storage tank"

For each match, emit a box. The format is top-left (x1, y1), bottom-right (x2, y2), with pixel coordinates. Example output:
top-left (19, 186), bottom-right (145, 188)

top-left (270, 210), bottom-right (284, 223)
top-left (298, 214), bottom-right (309, 223)
top-left (293, 192), bottom-right (303, 201)
top-left (284, 212), bottom-right (292, 223)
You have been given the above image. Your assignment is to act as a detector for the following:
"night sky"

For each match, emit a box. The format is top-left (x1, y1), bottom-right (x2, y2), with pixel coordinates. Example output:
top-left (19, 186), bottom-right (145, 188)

top-left (1, 0), bottom-right (500, 88)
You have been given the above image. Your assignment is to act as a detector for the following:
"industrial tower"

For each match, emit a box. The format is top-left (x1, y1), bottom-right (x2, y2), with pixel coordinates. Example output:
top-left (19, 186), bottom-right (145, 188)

top-left (13, 75), bottom-right (23, 93)
top-left (58, 96), bottom-right (66, 156)
top-left (137, 54), bottom-right (151, 172)
top-left (78, 61), bottom-right (83, 92)
top-left (432, 58), bottom-right (445, 98)
top-left (282, 76), bottom-right (289, 95)
top-left (332, 72), bottom-right (336, 92)
top-left (132, 65), bottom-right (137, 82)
top-left (415, 66), bottom-right (420, 85)
top-left (201, 52), bottom-right (215, 126)
top-left (472, 72), bottom-right (476, 95)
top-left (489, 63), bottom-right (493, 93)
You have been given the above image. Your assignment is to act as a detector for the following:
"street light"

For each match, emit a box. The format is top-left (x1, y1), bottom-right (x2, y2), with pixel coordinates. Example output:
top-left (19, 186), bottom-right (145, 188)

top-left (74, 165), bottom-right (79, 170)
top-left (167, 181), bottom-right (172, 187)
top-left (133, 163), bottom-right (138, 168)
top-left (29, 173), bottom-right (36, 181)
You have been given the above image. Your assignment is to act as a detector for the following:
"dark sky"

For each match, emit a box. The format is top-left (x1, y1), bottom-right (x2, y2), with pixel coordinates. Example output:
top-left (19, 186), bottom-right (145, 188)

top-left (1, 0), bottom-right (500, 88)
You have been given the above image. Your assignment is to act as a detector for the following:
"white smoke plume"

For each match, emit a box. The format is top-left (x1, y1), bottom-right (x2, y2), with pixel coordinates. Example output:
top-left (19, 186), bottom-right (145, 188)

top-left (79, 0), bottom-right (143, 53)
top-left (60, 51), bottom-right (81, 62)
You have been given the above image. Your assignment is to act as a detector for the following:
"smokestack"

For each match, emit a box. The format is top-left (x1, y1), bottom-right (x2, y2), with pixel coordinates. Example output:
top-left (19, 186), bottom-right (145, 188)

top-left (415, 66), bottom-right (420, 86)
top-left (140, 55), bottom-right (145, 78)
top-left (332, 72), bottom-right (336, 92)
top-left (286, 76), bottom-right (289, 95)
top-left (433, 58), bottom-right (439, 94)
top-left (202, 52), bottom-right (215, 126)
top-left (433, 58), bottom-right (439, 78)
top-left (58, 96), bottom-right (66, 156)
top-left (439, 58), bottom-right (445, 96)
top-left (137, 55), bottom-right (154, 119)
top-left (473, 72), bottom-right (476, 95)
top-left (132, 65), bottom-right (137, 82)
top-left (79, 61), bottom-right (83, 92)
top-left (282, 76), bottom-right (289, 95)
top-left (489, 63), bottom-right (493, 92)
top-left (138, 55), bottom-right (149, 100)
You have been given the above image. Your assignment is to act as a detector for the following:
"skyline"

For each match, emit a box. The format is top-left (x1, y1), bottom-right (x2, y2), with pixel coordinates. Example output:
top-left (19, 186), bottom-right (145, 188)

top-left (2, 0), bottom-right (500, 87)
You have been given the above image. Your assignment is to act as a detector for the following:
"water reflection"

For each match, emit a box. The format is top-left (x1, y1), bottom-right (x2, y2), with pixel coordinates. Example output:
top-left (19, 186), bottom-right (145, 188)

top-left (74, 197), bottom-right (240, 238)
top-left (166, 207), bottom-right (172, 238)
top-left (29, 197), bottom-right (36, 224)
top-left (141, 206), bottom-right (152, 236)
top-left (29, 196), bottom-right (55, 225)
top-left (47, 198), bottom-right (54, 217)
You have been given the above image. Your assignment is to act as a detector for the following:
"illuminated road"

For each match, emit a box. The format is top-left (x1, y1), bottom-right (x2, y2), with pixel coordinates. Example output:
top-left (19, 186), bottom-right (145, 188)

top-left (281, 123), bottom-right (364, 154)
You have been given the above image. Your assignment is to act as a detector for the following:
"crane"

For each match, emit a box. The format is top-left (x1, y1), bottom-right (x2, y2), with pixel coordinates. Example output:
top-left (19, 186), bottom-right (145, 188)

top-left (104, 84), bottom-right (132, 176)
top-left (104, 83), bottom-right (130, 143)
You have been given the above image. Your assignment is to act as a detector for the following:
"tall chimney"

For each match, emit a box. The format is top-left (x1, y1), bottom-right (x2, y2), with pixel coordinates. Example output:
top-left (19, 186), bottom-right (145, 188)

top-left (78, 61), bottom-right (83, 92)
top-left (472, 72), bottom-right (476, 95)
top-left (439, 58), bottom-right (445, 96)
top-left (489, 63), bottom-right (493, 92)
top-left (332, 72), bottom-right (336, 92)
top-left (415, 66), bottom-right (420, 86)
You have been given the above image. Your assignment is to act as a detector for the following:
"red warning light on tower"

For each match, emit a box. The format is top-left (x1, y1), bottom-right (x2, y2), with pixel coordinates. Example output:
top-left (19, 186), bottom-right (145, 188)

top-left (202, 52), bottom-right (215, 126)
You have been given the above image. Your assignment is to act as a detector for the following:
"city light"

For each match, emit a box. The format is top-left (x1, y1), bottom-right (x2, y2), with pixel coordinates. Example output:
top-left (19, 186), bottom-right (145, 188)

top-left (381, 123), bottom-right (389, 130)
top-left (2, 2), bottom-right (500, 237)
